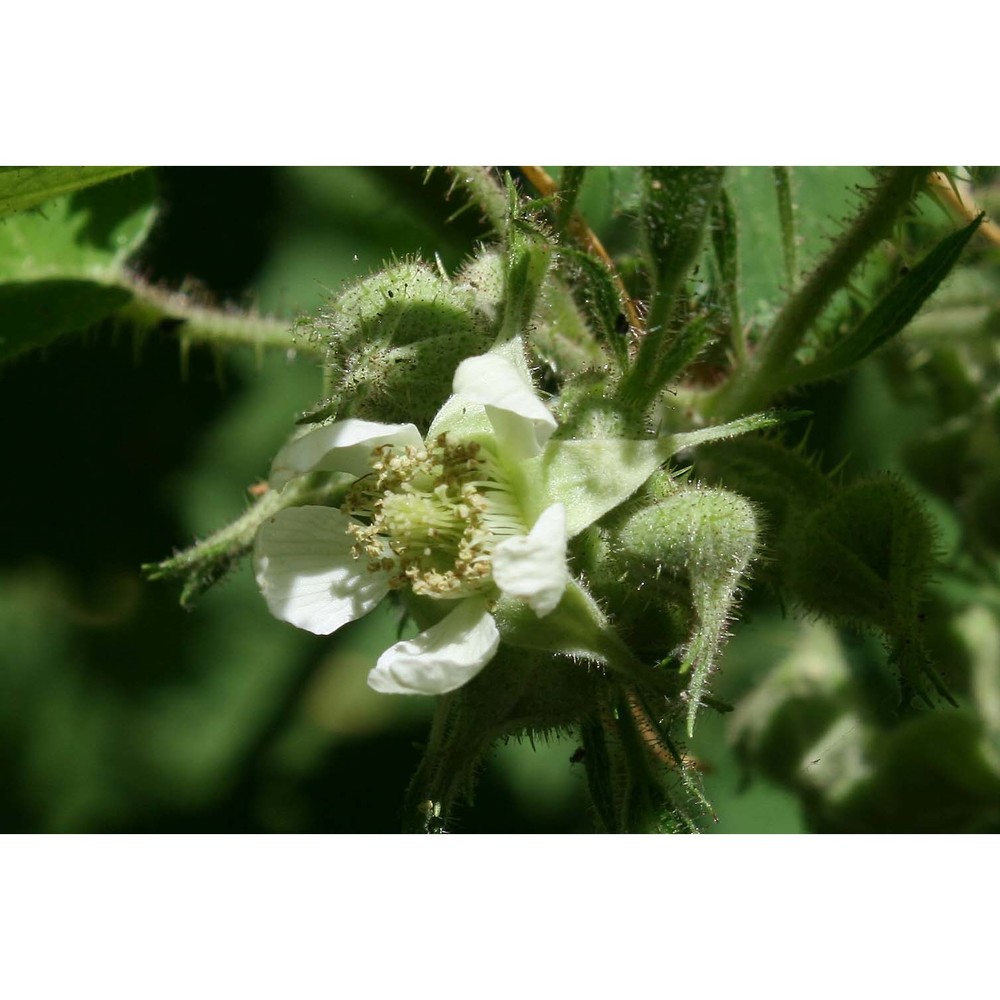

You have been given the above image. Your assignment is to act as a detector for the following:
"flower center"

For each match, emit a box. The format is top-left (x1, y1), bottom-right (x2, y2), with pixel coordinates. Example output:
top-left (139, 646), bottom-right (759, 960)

top-left (341, 433), bottom-right (527, 598)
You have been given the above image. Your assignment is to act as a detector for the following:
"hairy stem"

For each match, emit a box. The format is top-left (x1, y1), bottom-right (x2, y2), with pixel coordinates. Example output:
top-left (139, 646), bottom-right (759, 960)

top-left (449, 166), bottom-right (509, 234)
top-left (120, 275), bottom-right (314, 356)
top-left (710, 167), bottom-right (930, 418)
top-left (773, 166), bottom-right (798, 290)
top-left (521, 165), bottom-right (642, 335)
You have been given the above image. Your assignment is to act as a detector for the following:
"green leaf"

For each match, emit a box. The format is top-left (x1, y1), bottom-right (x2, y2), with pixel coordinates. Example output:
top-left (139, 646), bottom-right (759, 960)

top-left (726, 167), bottom-right (869, 321)
top-left (0, 171), bottom-right (156, 282)
top-left (712, 167), bottom-right (931, 418)
top-left (0, 166), bottom-right (144, 220)
top-left (791, 214), bottom-right (985, 386)
top-left (0, 171), bottom-right (156, 362)
top-left (0, 281), bottom-right (132, 361)
top-left (662, 409), bottom-right (796, 454)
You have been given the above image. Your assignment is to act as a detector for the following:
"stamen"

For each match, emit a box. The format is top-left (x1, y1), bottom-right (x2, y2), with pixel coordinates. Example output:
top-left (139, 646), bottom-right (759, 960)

top-left (340, 434), bottom-right (528, 598)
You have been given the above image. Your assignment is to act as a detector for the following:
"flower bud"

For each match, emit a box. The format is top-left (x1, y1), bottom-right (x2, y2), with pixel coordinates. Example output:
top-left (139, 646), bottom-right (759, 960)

top-left (614, 485), bottom-right (759, 735)
top-left (300, 258), bottom-right (496, 427)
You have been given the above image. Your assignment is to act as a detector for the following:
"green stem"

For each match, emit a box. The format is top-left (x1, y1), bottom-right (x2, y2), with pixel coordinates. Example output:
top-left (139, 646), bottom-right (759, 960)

top-left (773, 166), bottom-right (797, 290)
top-left (711, 187), bottom-right (746, 365)
top-left (401, 696), bottom-right (464, 833)
top-left (145, 471), bottom-right (350, 606)
top-left (449, 166), bottom-right (509, 234)
top-left (118, 275), bottom-right (315, 356)
top-left (710, 167), bottom-right (930, 419)
top-left (555, 165), bottom-right (588, 234)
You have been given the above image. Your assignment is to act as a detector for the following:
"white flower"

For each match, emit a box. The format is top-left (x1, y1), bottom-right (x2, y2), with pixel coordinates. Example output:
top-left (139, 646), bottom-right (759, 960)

top-left (254, 347), bottom-right (569, 696)
top-left (254, 341), bottom-right (762, 698)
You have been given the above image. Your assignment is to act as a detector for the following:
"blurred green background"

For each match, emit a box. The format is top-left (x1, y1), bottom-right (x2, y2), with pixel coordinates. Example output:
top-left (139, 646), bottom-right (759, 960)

top-left (5, 166), bottom-right (994, 833)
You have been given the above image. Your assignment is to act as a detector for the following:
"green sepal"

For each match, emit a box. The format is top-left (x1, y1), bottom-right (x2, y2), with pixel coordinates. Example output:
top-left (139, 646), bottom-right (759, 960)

top-left (144, 471), bottom-right (352, 607)
top-left (492, 579), bottom-right (615, 662)
top-left (697, 434), bottom-right (831, 515)
top-left (530, 439), bottom-right (668, 537)
top-left (552, 372), bottom-right (647, 440)
top-left (491, 580), bottom-right (683, 704)
top-left (662, 409), bottom-right (805, 452)
top-left (694, 435), bottom-right (833, 587)
top-left (525, 410), bottom-right (786, 538)
top-left (640, 167), bottom-right (727, 322)
top-left (499, 203), bottom-right (554, 344)
top-left (532, 275), bottom-right (610, 376)
top-left (787, 475), bottom-right (934, 629)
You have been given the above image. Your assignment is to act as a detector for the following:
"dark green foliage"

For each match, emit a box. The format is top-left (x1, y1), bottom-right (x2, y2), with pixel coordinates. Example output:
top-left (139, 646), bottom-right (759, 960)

top-left (785, 475), bottom-right (950, 704)
top-left (792, 214), bottom-right (984, 386)
top-left (0, 166), bottom-right (144, 219)
top-left (0, 172), bottom-right (155, 361)
top-left (1, 166), bottom-right (992, 835)
top-left (625, 167), bottom-right (726, 404)
top-left (0, 281), bottom-right (132, 361)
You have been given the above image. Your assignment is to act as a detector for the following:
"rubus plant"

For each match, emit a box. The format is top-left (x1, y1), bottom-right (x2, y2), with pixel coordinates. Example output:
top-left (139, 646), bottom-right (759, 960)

top-left (4, 165), bottom-right (999, 833)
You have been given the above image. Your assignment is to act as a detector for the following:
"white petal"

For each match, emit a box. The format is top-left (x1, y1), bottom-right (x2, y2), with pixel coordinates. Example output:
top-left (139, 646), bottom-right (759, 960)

top-left (453, 353), bottom-right (556, 458)
top-left (367, 598), bottom-right (500, 695)
top-left (254, 506), bottom-right (390, 635)
top-left (491, 503), bottom-right (568, 617)
top-left (269, 419), bottom-right (424, 489)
